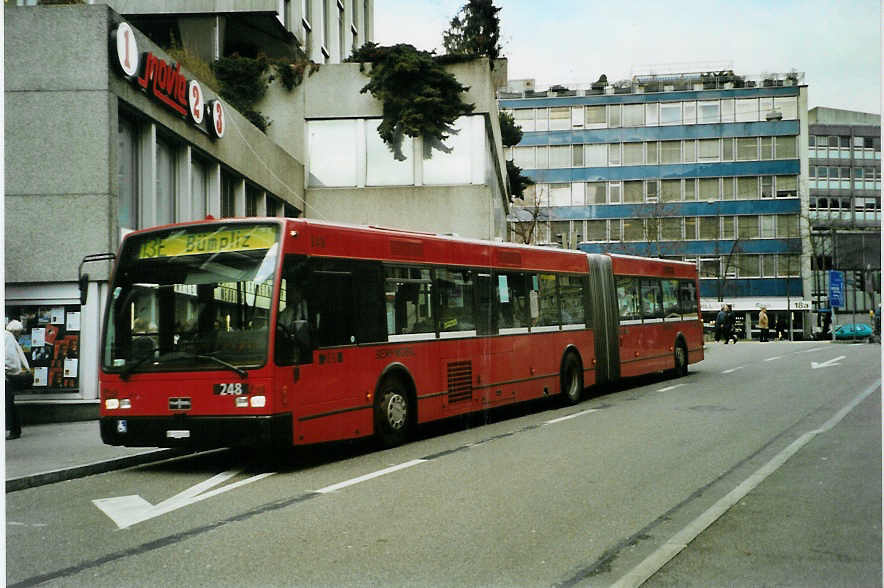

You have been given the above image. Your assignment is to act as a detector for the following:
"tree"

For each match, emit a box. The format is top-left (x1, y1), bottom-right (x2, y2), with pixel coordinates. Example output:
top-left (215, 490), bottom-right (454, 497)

top-left (348, 43), bottom-right (475, 160)
top-left (442, 0), bottom-right (502, 64)
top-left (498, 111), bottom-right (533, 201)
top-left (508, 187), bottom-right (548, 244)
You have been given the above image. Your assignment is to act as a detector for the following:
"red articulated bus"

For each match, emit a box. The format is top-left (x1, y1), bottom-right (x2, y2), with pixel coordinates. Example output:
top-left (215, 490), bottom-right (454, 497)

top-left (91, 218), bottom-right (703, 449)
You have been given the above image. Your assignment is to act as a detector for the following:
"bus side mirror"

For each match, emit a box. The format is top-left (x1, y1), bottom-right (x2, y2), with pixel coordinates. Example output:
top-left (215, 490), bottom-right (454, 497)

top-left (79, 274), bottom-right (89, 305)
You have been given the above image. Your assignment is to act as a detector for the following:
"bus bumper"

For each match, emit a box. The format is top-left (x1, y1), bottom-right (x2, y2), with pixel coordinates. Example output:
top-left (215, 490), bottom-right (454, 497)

top-left (99, 413), bottom-right (293, 449)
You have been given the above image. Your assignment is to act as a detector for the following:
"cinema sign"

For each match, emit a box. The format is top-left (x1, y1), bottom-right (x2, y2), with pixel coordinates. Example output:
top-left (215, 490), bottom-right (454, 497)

top-left (112, 22), bottom-right (225, 139)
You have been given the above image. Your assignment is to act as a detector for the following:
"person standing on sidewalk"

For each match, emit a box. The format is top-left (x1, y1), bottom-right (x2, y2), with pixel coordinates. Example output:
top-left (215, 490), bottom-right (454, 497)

top-left (714, 305), bottom-right (726, 343)
top-left (758, 307), bottom-right (769, 342)
top-left (5, 320), bottom-right (31, 440)
top-left (723, 304), bottom-right (737, 344)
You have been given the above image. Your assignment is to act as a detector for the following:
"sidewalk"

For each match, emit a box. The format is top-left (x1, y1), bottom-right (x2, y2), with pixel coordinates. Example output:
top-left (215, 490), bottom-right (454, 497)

top-left (4, 420), bottom-right (184, 492)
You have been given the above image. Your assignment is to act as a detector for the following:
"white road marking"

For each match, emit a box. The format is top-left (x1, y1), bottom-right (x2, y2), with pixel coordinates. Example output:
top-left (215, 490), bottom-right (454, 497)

top-left (315, 459), bottom-right (427, 494)
top-left (609, 380), bottom-right (880, 588)
top-left (94, 469), bottom-right (275, 529)
top-left (763, 356), bottom-right (783, 362)
top-left (721, 366), bottom-right (744, 374)
top-left (798, 347), bottom-right (828, 354)
top-left (656, 384), bottom-right (686, 392)
top-left (545, 409), bottom-right (600, 424)
top-left (811, 355), bottom-right (846, 369)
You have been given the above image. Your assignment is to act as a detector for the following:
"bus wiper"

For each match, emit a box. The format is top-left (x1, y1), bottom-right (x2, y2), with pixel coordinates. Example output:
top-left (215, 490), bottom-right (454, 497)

top-left (156, 351), bottom-right (249, 379)
top-left (118, 352), bottom-right (248, 380)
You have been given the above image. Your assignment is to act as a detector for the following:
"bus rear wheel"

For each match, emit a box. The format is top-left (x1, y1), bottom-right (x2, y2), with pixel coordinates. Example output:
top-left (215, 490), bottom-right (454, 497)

top-left (374, 376), bottom-right (411, 447)
top-left (561, 352), bottom-right (584, 405)
top-left (673, 342), bottom-right (688, 377)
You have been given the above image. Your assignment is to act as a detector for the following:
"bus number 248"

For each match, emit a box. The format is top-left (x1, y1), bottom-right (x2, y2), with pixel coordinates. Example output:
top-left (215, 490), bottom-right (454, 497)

top-left (214, 383), bottom-right (248, 395)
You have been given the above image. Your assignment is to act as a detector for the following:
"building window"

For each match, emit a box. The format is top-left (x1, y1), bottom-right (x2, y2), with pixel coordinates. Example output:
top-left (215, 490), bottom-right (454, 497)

top-left (720, 99), bottom-right (734, 122)
top-left (587, 219), bottom-right (606, 240)
top-left (338, 2), bottom-right (345, 60)
top-left (645, 103), bottom-right (659, 126)
top-left (548, 145), bottom-right (570, 168)
top-left (721, 216), bottom-right (735, 239)
top-left (220, 171), bottom-right (236, 217)
top-left (623, 180), bottom-right (642, 203)
top-left (760, 137), bottom-right (773, 160)
top-left (773, 96), bottom-right (798, 119)
top-left (659, 102), bottom-right (681, 125)
top-left (760, 215), bottom-right (776, 238)
top-left (366, 120), bottom-right (414, 185)
top-left (622, 104), bottom-right (644, 127)
top-left (608, 143), bottom-right (621, 166)
top-left (735, 98), bottom-right (757, 122)
top-left (155, 137), bottom-right (177, 225)
top-left (117, 115), bottom-right (139, 230)
top-left (623, 218), bottom-right (644, 241)
top-left (586, 182), bottom-right (606, 204)
top-left (660, 140), bottom-right (681, 164)
top-left (736, 137), bottom-right (757, 160)
top-left (683, 140), bottom-right (696, 163)
top-left (776, 214), bottom-right (798, 238)
top-left (775, 136), bottom-right (797, 159)
top-left (684, 217), bottom-right (697, 240)
top-left (776, 175), bottom-right (797, 197)
top-left (623, 142), bottom-right (643, 166)
top-left (722, 177), bottom-right (735, 200)
top-left (513, 146), bottom-right (535, 170)
top-left (513, 109), bottom-right (535, 132)
top-left (683, 101), bottom-right (696, 125)
top-left (191, 156), bottom-right (208, 220)
top-left (699, 177), bottom-right (719, 200)
top-left (572, 144), bottom-right (584, 167)
top-left (607, 105), bottom-right (621, 128)
top-left (738, 215), bottom-right (759, 239)
top-left (737, 176), bottom-right (758, 199)
top-left (246, 184), bottom-right (261, 216)
top-left (662, 217), bottom-right (682, 240)
top-left (761, 176), bottom-right (773, 198)
top-left (697, 100), bottom-right (719, 124)
top-left (608, 182), bottom-right (621, 204)
top-left (549, 184), bottom-right (571, 206)
top-left (699, 216), bottom-right (718, 240)
top-left (660, 179), bottom-right (681, 202)
top-left (646, 141), bottom-right (658, 164)
top-left (535, 146), bottom-right (549, 169)
top-left (722, 137), bottom-right (734, 161)
top-left (549, 107), bottom-right (570, 130)
top-left (585, 105), bottom-right (605, 127)
top-left (535, 108), bottom-right (549, 131)
top-left (308, 119), bottom-right (358, 186)
top-left (698, 139), bottom-right (720, 161)
top-left (583, 144), bottom-right (606, 166)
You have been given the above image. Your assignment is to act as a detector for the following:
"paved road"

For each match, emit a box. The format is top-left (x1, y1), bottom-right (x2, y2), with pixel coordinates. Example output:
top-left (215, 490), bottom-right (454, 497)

top-left (6, 341), bottom-right (881, 587)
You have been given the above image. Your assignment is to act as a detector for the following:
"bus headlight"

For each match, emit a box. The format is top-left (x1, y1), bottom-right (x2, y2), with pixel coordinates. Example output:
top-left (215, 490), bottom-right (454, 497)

top-left (249, 395), bottom-right (266, 408)
top-left (105, 398), bottom-right (120, 410)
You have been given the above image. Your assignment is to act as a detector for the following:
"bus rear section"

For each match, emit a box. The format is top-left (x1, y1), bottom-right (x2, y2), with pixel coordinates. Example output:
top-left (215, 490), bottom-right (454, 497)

top-left (99, 221), bottom-right (292, 448)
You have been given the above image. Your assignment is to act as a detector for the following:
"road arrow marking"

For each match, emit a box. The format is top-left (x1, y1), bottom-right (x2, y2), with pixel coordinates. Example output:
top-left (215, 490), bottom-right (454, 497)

top-left (811, 355), bottom-right (846, 369)
top-left (93, 469), bottom-right (275, 529)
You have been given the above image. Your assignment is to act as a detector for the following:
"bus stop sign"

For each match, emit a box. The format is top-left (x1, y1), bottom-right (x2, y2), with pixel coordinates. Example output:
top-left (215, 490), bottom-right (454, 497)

top-left (828, 270), bottom-right (845, 308)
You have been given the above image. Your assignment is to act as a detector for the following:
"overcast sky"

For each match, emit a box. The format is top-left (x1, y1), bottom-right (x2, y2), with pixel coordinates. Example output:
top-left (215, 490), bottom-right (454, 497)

top-left (375, 0), bottom-right (882, 115)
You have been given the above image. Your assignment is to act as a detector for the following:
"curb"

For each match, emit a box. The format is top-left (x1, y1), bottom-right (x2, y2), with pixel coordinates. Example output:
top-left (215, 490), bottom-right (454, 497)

top-left (5, 448), bottom-right (189, 493)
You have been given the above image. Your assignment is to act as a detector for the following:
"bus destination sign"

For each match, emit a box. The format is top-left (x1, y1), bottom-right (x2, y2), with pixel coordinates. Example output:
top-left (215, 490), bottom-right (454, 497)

top-left (135, 226), bottom-right (278, 260)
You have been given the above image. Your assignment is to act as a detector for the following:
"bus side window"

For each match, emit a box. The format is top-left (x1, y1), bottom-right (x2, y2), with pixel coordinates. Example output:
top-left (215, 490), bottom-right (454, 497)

top-left (436, 268), bottom-right (476, 333)
top-left (640, 279), bottom-right (663, 320)
top-left (475, 272), bottom-right (495, 335)
top-left (496, 272), bottom-right (531, 329)
top-left (678, 280), bottom-right (698, 317)
top-left (537, 273), bottom-right (559, 327)
top-left (385, 265), bottom-right (434, 336)
top-left (616, 276), bottom-right (640, 322)
top-left (662, 279), bottom-right (681, 318)
top-left (558, 274), bottom-right (586, 326)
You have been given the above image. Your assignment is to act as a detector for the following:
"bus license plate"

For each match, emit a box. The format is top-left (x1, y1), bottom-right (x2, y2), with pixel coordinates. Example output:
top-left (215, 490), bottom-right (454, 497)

top-left (214, 383), bottom-right (248, 396)
top-left (166, 430), bottom-right (190, 439)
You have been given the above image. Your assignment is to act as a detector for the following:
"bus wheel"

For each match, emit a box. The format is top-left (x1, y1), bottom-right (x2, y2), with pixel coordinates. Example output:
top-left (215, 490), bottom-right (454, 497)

top-left (561, 352), bottom-right (584, 405)
top-left (674, 342), bottom-right (688, 377)
top-left (375, 376), bottom-right (411, 447)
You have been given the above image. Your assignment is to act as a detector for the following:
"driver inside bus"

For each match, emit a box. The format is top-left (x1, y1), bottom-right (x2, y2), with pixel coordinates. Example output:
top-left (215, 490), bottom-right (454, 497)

top-left (276, 289), bottom-right (311, 363)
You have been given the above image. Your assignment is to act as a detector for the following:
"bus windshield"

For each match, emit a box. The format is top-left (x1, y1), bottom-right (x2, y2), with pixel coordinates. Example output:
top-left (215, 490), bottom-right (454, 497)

top-left (102, 223), bottom-right (280, 376)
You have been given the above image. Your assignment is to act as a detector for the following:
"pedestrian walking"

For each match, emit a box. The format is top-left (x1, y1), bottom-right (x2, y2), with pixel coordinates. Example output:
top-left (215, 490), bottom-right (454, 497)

top-left (723, 304), bottom-right (737, 344)
top-left (5, 320), bottom-right (32, 440)
top-left (758, 307), bottom-right (769, 342)
top-left (775, 314), bottom-right (787, 341)
top-left (714, 305), bottom-right (726, 342)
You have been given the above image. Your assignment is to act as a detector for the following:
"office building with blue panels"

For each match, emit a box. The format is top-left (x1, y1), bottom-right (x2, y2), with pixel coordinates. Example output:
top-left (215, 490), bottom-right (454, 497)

top-left (499, 70), bottom-right (811, 336)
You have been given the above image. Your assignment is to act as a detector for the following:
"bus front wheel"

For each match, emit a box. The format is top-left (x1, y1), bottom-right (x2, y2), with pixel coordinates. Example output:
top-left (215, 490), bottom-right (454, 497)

top-left (374, 376), bottom-right (411, 447)
top-left (561, 352), bottom-right (584, 405)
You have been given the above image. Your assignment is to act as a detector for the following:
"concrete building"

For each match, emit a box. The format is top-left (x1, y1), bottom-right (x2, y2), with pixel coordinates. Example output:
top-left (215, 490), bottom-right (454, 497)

top-left (499, 69), bottom-right (811, 338)
top-left (807, 107), bottom-right (880, 330)
top-left (5, 1), bottom-right (507, 421)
